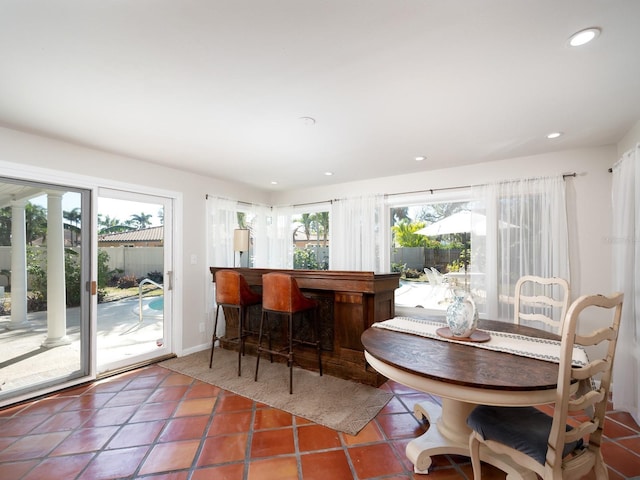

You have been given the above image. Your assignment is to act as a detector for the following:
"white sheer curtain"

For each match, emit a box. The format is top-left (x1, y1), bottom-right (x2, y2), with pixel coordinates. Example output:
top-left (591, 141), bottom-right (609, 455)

top-left (471, 176), bottom-right (570, 321)
top-left (250, 204), bottom-right (269, 267)
top-left (611, 144), bottom-right (640, 424)
top-left (205, 196), bottom-right (239, 338)
top-left (330, 194), bottom-right (386, 271)
top-left (254, 205), bottom-right (293, 269)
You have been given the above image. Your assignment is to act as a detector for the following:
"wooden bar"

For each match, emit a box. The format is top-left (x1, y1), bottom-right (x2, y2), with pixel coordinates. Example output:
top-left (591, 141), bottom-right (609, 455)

top-left (210, 267), bottom-right (400, 386)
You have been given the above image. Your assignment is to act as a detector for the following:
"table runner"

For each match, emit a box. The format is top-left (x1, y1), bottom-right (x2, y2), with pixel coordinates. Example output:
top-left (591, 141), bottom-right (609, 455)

top-left (373, 316), bottom-right (588, 366)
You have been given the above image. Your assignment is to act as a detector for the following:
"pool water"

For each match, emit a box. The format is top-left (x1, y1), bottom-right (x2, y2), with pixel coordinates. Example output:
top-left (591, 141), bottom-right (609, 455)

top-left (149, 297), bottom-right (164, 311)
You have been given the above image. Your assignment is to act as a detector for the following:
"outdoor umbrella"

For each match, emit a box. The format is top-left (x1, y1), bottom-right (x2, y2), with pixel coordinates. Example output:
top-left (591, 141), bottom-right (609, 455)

top-left (415, 211), bottom-right (487, 236)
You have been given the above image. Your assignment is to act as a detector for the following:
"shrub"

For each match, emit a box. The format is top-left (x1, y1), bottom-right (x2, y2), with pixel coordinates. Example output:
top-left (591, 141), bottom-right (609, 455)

top-left (294, 248), bottom-right (319, 270)
top-left (404, 268), bottom-right (422, 279)
top-left (64, 249), bottom-right (81, 307)
top-left (97, 250), bottom-right (110, 289)
top-left (106, 269), bottom-right (124, 287)
top-left (117, 275), bottom-right (139, 289)
top-left (27, 291), bottom-right (47, 312)
top-left (146, 271), bottom-right (163, 284)
top-left (391, 262), bottom-right (406, 273)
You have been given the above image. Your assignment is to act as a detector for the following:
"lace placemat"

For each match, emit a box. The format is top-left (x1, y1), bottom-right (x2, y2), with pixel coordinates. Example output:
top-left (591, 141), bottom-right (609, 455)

top-left (373, 316), bottom-right (588, 366)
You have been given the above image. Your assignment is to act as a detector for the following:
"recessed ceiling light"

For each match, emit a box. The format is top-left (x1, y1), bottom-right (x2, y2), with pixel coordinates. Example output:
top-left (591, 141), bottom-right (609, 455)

top-left (568, 27), bottom-right (601, 47)
top-left (324, 172), bottom-right (333, 176)
top-left (415, 156), bottom-right (426, 161)
top-left (270, 181), bottom-right (278, 185)
top-left (546, 132), bottom-right (563, 139)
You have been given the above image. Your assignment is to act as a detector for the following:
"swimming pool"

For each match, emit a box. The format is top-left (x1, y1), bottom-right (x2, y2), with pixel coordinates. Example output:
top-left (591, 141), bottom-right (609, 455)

top-left (148, 297), bottom-right (164, 311)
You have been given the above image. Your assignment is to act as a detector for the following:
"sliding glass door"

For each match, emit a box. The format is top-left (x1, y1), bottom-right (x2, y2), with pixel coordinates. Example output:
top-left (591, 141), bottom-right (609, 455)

top-left (96, 188), bottom-right (173, 374)
top-left (0, 177), bottom-right (91, 407)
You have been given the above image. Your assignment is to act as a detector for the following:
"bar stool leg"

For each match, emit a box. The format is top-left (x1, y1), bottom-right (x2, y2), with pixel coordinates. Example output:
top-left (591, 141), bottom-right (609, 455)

top-left (237, 305), bottom-right (244, 376)
top-left (209, 304), bottom-right (222, 368)
top-left (254, 310), bottom-right (266, 382)
top-left (288, 312), bottom-right (294, 394)
top-left (315, 307), bottom-right (322, 377)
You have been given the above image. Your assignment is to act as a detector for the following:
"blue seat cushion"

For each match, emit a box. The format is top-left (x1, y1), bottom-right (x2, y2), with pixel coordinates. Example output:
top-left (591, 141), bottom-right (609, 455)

top-left (466, 405), bottom-right (584, 465)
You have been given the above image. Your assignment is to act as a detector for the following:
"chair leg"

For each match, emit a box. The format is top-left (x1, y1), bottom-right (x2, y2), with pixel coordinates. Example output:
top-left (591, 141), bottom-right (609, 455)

top-left (469, 431), bottom-right (483, 480)
top-left (209, 304), bottom-right (222, 368)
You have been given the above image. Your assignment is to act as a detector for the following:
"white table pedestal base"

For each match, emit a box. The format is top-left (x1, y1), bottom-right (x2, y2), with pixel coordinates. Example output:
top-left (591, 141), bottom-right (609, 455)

top-left (408, 399), bottom-right (537, 479)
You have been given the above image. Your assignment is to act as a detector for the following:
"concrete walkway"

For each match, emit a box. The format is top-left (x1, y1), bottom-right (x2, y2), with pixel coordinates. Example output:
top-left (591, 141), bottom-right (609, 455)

top-left (0, 296), bottom-right (163, 394)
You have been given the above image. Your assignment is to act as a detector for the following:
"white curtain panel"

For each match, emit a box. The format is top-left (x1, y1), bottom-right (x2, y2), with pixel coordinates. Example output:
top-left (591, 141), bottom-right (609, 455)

top-left (205, 196), bottom-right (238, 338)
top-left (330, 194), bottom-right (385, 271)
top-left (250, 204), bottom-right (269, 268)
top-left (263, 205), bottom-right (294, 269)
top-left (611, 144), bottom-right (640, 425)
top-left (471, 176), bottom-right (570, 321)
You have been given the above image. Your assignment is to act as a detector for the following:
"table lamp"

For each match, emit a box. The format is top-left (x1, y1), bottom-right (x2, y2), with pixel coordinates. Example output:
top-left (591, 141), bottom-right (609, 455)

top-left (233, 228), bottom-right (250, 267)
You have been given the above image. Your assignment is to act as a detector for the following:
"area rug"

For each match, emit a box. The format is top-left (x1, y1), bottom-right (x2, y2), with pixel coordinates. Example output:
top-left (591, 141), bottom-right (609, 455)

top-left (159, 349), bottom-right (392, 436)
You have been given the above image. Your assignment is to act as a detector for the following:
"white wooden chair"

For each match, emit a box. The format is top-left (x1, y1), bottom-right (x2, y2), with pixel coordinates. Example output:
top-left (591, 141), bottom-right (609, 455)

top-left (514, 275), bottom-right (570, 332)
top-left (467, 292), bottom-right (624, 479)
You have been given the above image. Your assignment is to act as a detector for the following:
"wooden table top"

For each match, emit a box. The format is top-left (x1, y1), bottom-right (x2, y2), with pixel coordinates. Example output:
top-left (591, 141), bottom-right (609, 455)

top-left (361, 318), bottom-right (562, 392)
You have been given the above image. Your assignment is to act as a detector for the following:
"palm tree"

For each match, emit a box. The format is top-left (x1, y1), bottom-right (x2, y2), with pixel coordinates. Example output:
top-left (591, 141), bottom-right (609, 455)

top-left (237, 212), bottom-right (247, 229)
top-left (63, 207), bottom-right (81, 246)
top-left (0, 207), bottom-right (11, 246)
top-left (129, 212), bottom-right (152, 229)
top-left (300, 214), bottom-right (312, 240)
top-left (313, 212), bottom-right (330, 246)
top-left (98, 214), bottom-right (132, 234)
top-left (25, 203), bottom-right (47, 245)
top-left (392, 219), bottom-right (431, 247)
top-left (391, 207), bottom-right (410, 224)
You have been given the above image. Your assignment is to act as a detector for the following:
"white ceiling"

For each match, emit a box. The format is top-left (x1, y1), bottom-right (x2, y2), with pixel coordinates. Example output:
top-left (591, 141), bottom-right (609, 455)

top-left (1, 1), bottom-right (639, 192)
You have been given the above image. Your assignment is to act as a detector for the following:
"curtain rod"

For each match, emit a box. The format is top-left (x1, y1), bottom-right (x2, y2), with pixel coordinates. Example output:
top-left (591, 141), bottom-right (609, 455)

top-left (293, 200), bottom-right (333, 208)
top-left (205, 194), bottom-right (265, 208)
top-left (386, 184), bottom-right (471, 198)
top-left (386, 172), bottom-right (576, 199)
top-left (208, 172), bottom-right (577, 207)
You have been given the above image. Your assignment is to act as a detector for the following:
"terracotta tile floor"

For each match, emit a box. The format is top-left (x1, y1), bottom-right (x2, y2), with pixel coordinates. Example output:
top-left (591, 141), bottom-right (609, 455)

top-left (1, 364), bottom-right (639, 479)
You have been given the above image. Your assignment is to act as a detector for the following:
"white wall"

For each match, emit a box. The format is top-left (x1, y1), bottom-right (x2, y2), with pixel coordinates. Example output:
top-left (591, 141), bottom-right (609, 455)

top-left (618, 119), bottom-right (640, 157)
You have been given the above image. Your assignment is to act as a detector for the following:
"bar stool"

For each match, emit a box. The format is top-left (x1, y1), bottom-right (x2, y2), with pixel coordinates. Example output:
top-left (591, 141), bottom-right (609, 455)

top-left (254, 272), bottom-right (322, 394)
top-left (209, 270), bottom-right (262, 376)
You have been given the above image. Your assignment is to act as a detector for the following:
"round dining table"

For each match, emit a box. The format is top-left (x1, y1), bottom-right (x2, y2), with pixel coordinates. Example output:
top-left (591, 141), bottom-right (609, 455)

top-left (361, 318), bottom-right (563, 479)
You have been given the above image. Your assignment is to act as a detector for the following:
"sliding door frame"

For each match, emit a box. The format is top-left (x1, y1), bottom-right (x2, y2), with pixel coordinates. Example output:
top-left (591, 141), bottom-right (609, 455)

top-left (0, 159), bottom-right (182, 406)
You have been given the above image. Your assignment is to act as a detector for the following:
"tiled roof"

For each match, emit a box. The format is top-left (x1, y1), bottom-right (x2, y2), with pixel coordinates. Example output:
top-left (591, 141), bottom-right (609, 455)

top-left (98, 226), bottom-right (163, 243)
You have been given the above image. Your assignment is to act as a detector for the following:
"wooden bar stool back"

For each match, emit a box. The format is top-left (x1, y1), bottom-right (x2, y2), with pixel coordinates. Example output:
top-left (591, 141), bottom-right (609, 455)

top-left (209, 269), bottom-right (262, 375)
top-left (254, 272), bottom-right (322, 394)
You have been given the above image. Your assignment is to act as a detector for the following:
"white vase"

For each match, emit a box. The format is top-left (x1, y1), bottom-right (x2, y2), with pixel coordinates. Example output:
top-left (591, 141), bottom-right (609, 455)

top-left (446, 291), bottom-right (477, 337)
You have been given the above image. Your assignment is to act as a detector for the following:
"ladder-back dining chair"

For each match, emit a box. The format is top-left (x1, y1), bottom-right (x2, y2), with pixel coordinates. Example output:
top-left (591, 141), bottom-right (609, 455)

top-left (209, 269), bottom-right (262, 375)
top-left (514, 275), bottom-right (570, 332)
top-left (467, 291), bottom-right (624, 479)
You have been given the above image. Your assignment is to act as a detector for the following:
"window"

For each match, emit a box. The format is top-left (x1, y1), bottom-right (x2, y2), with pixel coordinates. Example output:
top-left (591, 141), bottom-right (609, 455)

top-left (292, 205), bottom-right (330, 270)
top-left (235, 209), bottom-right (256, 268)
top-left (388, 190), bottom-right (474, 313)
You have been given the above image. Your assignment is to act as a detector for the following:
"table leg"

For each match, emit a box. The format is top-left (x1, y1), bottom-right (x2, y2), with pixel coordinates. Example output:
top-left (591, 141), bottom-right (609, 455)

top-left (408, 398), bottom-right (537, 479)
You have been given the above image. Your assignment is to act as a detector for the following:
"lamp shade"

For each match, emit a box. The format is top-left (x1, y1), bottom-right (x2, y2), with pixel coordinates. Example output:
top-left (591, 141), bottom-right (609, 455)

top-left (233, 229), bottom-right (250, 252)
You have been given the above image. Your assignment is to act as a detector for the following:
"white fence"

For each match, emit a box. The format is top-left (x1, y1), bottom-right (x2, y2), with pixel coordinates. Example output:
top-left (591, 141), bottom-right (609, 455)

top-left (101, 247), bottom-right (163, 278)
top-left (0, 246), bottom-right (163, 287)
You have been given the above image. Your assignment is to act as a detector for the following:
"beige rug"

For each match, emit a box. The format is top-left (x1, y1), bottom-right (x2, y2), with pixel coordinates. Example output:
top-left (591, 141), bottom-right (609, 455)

top-left (159, 349), bottom-right (392, 436)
